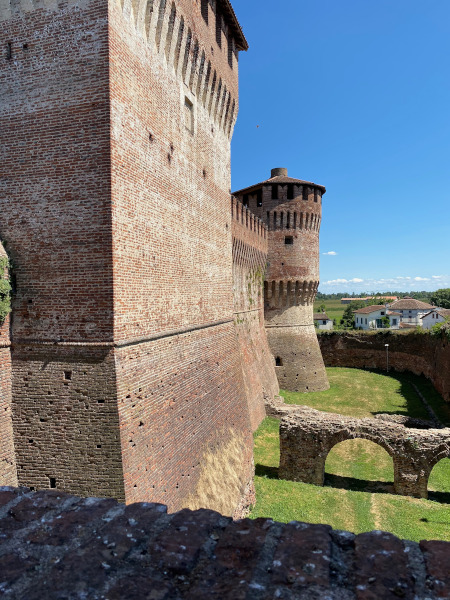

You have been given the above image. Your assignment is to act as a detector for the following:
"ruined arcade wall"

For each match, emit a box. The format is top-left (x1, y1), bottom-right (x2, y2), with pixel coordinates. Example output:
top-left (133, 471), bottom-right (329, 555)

top-left (231, 197), bottom-right (279, 431)
top-left (108, 0), bottom-right (254, 512)
top-left (319, 331), bottom-right (450, 403)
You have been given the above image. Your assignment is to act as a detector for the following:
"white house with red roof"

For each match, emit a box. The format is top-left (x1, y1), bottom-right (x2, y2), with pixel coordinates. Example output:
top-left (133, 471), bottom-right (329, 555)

top-left (387, 297), bottom-right (434, 327)
top-left (421, 308), bottom-right (450, 330)
top-left (353, 305), bottom-right (400, 330)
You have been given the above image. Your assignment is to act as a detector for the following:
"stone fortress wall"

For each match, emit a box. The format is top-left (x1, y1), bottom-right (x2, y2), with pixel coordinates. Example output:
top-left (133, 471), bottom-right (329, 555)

top-left (0, 0), bottom-right (277, 514)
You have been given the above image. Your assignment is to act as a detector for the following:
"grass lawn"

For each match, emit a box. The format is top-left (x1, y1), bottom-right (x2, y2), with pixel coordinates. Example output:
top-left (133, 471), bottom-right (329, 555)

top-left (250, 368), bottom-right (450, 541)
top-left (314, 298), bottom-right (346, 325)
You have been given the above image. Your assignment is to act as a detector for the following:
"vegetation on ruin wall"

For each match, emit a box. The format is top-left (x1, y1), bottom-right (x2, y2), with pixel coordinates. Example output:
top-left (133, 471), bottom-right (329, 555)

top-left (251, 368), bottom-right (450, 541)
top-left (0, 256), bottom-right (11, 324)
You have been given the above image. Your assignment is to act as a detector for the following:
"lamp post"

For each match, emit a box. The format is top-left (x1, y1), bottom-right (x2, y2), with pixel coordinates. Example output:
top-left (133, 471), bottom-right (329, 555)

top-left (385, 343), bottom-right (389, 373)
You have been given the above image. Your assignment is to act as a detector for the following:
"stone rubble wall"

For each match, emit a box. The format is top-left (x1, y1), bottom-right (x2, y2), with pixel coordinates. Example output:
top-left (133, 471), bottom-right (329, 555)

top-left (318, 331), bottom-right (450, 403)
top-left (0, 487), bottom-right (449, 599)
top-left (279, 406), bottom-right (450, 498)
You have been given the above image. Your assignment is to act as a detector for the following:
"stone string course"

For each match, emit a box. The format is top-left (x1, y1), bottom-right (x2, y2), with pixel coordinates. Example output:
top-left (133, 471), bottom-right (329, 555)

top-left (1, 487), bottom-right (449, 600)
top-left (277, 406), bottom-right (450, 499)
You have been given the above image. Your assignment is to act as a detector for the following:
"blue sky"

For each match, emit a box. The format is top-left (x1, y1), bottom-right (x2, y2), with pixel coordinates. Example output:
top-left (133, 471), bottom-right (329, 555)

top-left (230, 0), bottom-right (450, 294)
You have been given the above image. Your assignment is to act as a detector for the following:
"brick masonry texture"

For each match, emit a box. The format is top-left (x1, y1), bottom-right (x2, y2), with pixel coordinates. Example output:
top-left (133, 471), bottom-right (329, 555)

top-left (278, 405), bottom-right (450, 498)
top-left (318, 331), bottom-right (450, 403)
top-left (0, 244), bottom-right (17, 487)
top-left (233, 173), bottom-right (329, 393)
top-left (1, 487), bottom-right (449, 599)
top-left (0, 0), bottom-right (277, 514)
top-left (232, 197), bottom-right (279, 430)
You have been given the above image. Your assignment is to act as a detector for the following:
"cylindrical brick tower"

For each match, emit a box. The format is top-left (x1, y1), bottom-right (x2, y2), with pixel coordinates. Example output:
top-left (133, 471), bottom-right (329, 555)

top-left (233, 168), bottom-right (329, 393)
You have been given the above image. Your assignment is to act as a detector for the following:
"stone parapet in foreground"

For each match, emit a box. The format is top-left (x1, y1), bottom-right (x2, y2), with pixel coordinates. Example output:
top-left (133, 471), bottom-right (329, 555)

top-left (0, 488), bottom-right (449, 599)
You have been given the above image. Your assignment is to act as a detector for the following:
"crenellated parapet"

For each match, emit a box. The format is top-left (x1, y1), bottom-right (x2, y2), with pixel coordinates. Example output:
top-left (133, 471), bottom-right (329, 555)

top-left (231, 196), bottom-right (267, 269)
top-left (267, 208), bottom-right (321, 232)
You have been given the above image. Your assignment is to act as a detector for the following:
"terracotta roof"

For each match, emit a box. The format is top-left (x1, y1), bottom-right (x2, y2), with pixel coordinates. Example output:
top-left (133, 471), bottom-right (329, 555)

top-left (219, 0), bottom-right (248, 51)
top-left (314, 313), bottom-right (330, 320)
top-left (399, 322), bottom-right (416, 329)
top-left (422, 308), bottom-right (450, 319)
top-left (353, 305), bottom-right (386, 315)
top-left (233, 175), bottom-right (326, 196)
top-left (389, 299), bottom-right (434, 310)
top-left (387, 311), bottom-right (402, 317)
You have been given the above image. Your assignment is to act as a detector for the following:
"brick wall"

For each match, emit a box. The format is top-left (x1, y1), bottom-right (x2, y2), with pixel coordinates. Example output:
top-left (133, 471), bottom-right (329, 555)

top-left (0, 0), bottom-right (255, 514)
top-left (231, 197), bottom-right (279, 430)
top-left (108, 0), bottom-right (254, 512)
top-left (319, 331), bottom-right (450, 403)
top-left (234, 176), bottom-right (329, 393)
top-left (1, 487), bottom-right (449, 599)
top-left (0, 244), bottom-right (17, 486)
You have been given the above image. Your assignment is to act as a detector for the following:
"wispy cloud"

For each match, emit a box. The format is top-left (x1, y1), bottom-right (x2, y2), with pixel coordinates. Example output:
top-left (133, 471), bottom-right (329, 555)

top-left (322, 251), bottom-right (337, 256)
top-left (319, 274), bottom-right (449, 292)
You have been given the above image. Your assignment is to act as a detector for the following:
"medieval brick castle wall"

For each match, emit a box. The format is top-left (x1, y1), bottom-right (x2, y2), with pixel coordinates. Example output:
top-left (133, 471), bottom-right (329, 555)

top-left (232, 197), bottom-right (279, 430)
top-left (0, 244), bottom-right (17, 487)
top-left (233, 168), bottom-right (329, 393)
top-left (0, 0), bottom-right (280, 514)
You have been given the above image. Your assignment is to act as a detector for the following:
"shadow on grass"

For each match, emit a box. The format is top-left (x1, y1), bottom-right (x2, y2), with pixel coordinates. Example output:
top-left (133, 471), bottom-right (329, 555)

top-left (255, 464), bottom-right (278, 479)
top-left (255, 463), bottom-right (450, 504)
top-left (324, 473), bottom-right (395, 494)
top-left (428, 490), bottom-right (450, 504)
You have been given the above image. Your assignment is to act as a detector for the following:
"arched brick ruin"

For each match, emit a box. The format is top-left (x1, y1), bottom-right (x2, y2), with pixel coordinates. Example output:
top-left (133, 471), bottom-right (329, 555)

top-left (278, 406), bottom-right (450, 498)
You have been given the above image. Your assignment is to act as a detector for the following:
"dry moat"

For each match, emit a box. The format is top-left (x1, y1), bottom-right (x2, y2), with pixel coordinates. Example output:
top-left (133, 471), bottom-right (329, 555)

top-left (250, 367), bottom-right (450, 542)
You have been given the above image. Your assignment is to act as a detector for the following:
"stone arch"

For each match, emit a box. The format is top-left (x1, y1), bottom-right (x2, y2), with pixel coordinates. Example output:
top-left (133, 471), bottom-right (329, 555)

top-left (324, 436), bottom-right (394, 488)
top-left (326, 429), bottom-right (397, 461)
top-left (427, 455), bottom-right (450, 498)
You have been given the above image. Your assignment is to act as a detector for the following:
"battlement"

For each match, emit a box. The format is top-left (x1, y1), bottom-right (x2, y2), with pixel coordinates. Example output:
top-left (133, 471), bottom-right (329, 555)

top-left (118, 0), bottom-right (242, 137)
top-left (267, 208), bottom-right (321, 232)
top-left (264, 279), bottom-right (319, 309)
top-left (231, 195), bottom-right (267, 243)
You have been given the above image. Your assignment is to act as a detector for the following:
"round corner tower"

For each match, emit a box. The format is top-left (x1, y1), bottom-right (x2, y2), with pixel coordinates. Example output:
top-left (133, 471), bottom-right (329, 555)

top-left (233, 168), bottom-right (329, 393)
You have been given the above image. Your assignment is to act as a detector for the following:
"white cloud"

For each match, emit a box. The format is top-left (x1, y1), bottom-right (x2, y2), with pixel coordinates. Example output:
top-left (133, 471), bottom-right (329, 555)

top-left (351, 278), bottom-right (364, 283)
top-left (322, 251), bottom-right (337, 256)
top-left (414, 276), bottom-right (429, 281)
top-left (432, 275), bottom-right (442, 279)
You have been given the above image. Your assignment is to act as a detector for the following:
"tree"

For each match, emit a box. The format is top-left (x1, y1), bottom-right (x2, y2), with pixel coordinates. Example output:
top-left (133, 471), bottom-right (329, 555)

top-left (340, 300), bottom-right (367, 329)
top-left (381, 315), bottom-right (390, 329)
top-left (430, 289), bottom-right (450, 309)
top-left (318, 303), bottom-right (326, 313)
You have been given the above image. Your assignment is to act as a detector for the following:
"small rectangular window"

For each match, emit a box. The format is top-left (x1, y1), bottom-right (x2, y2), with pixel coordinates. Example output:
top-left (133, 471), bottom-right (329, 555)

top-left (314, 189), bottom-right (318, 203)
top-left (287, 183), bottom-right (294, 200)
top-left (257, 189), bottom-right (262, 207)
top-left (201, 0), bottom-right (208, 23)
top-left (216, 10), bottom-right (222, 47)
top-left (184, 97), bottom-right (194, 134)
top-left (243, 194), bottom-right (249, 206)
top-left (272, 184), bottom-right (278, 199)
top-left (285, 236), bottom-right (293, 245)
top-left (227, 35), bottom-right (233, 68)
top-left (302, 186), bottom-right (308, 200)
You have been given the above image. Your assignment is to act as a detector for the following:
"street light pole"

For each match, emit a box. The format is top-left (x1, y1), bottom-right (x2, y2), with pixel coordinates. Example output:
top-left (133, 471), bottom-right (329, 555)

top-left (385, 343), bottom-right (389, 373)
